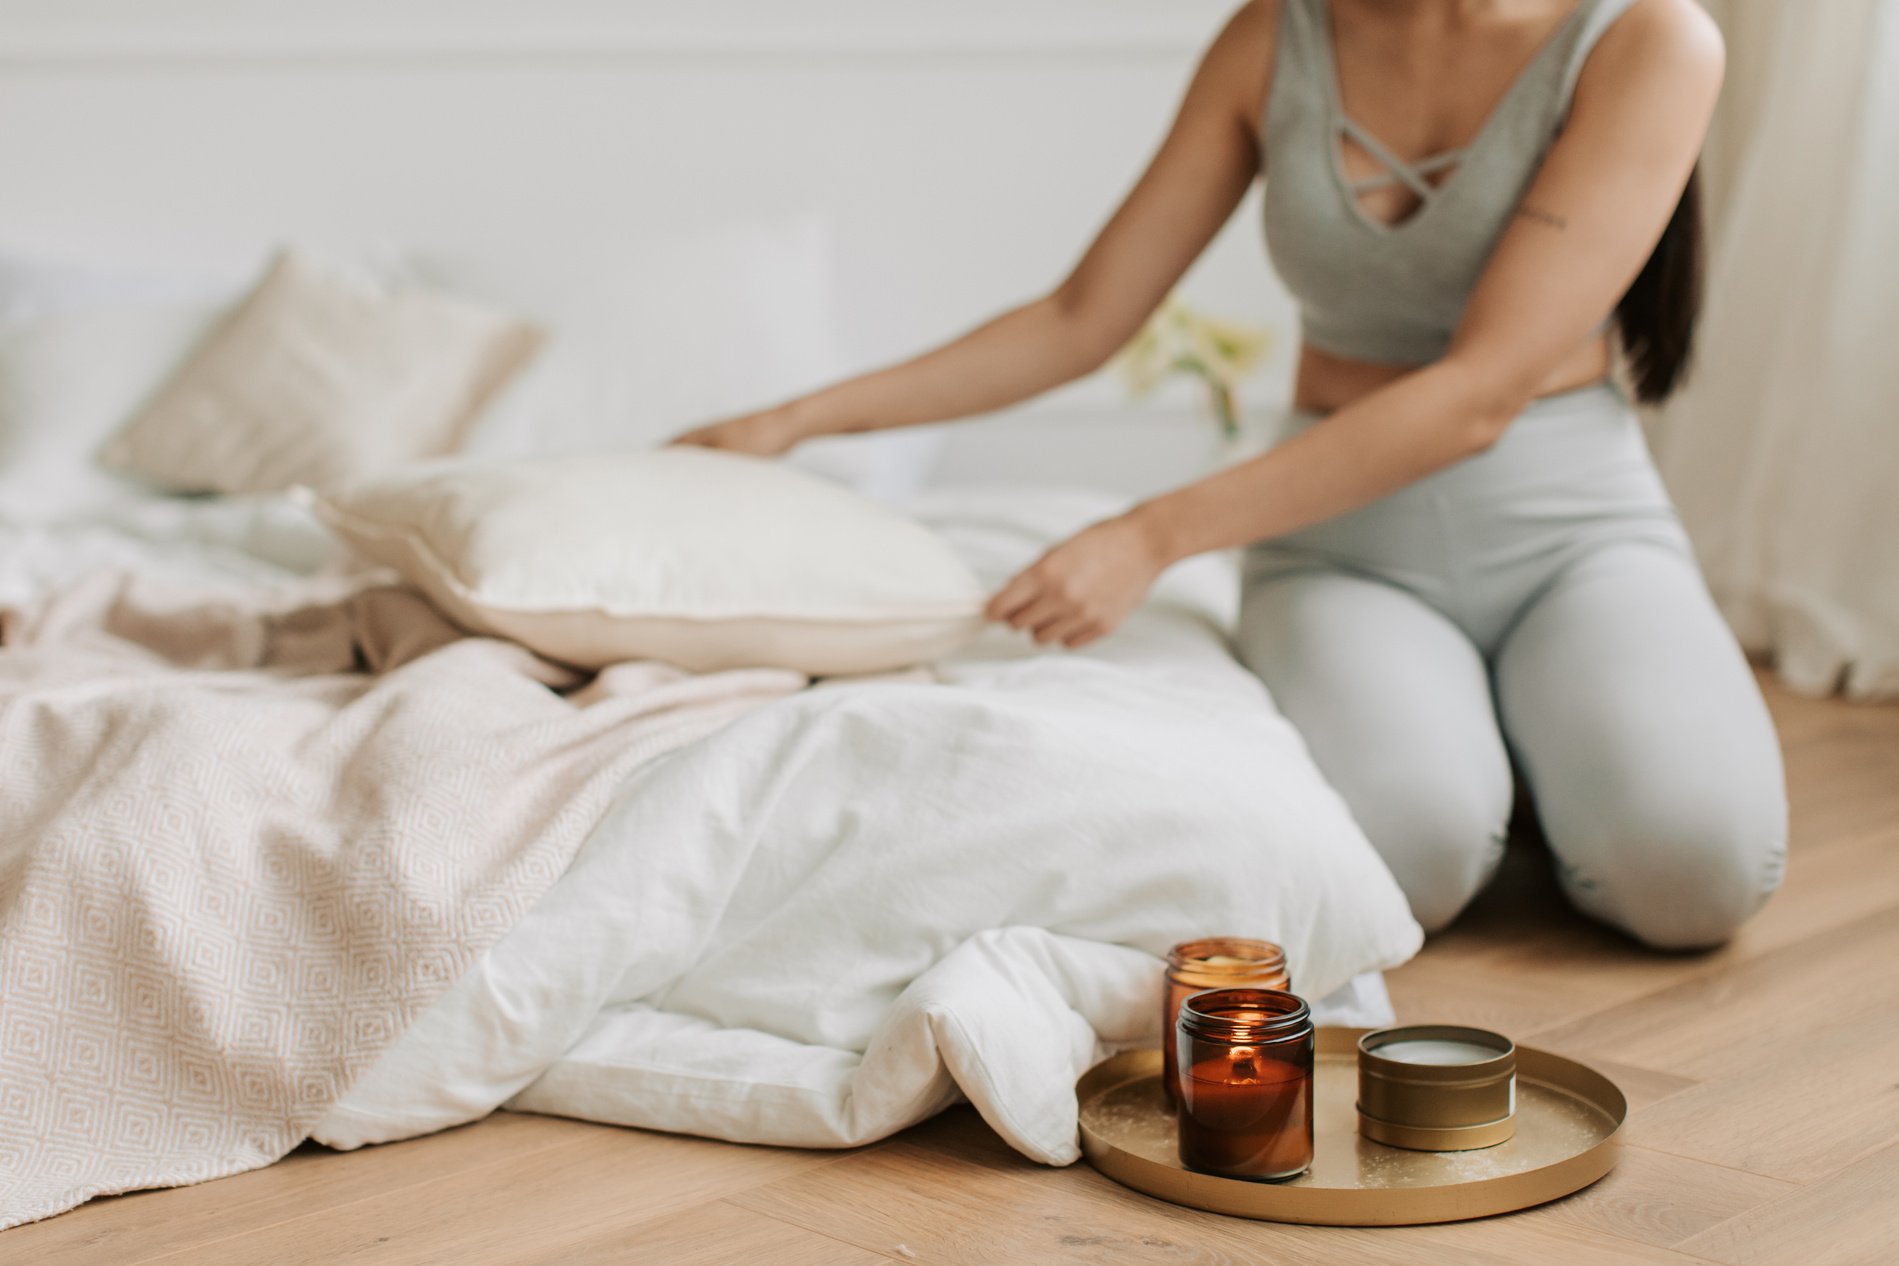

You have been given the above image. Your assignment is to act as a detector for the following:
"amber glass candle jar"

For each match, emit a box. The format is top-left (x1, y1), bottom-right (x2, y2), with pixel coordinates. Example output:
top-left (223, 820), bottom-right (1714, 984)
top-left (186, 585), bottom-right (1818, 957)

top-left (1162, 938), bottom-right (1290, 1107)
top-left (1175, 987), bottom-right (1315, 1181)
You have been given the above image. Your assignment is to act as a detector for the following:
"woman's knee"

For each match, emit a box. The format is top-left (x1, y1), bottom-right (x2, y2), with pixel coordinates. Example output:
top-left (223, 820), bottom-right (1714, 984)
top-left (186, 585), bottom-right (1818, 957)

top-left (1344, 778), bottom-right (1510, 935)
top-left (1551, 790), bottom-right (1788, 950)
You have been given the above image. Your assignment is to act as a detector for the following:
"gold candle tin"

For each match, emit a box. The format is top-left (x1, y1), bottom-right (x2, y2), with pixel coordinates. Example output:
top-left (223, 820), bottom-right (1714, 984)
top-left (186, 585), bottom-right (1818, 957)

top-left (1356, 1025), bottom-right (1517, 1152)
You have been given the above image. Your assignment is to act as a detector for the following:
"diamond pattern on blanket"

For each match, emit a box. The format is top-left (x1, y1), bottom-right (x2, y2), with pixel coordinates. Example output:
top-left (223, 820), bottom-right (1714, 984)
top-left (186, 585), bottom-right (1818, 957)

top-left (0, 573), bottom-right (801, 1228)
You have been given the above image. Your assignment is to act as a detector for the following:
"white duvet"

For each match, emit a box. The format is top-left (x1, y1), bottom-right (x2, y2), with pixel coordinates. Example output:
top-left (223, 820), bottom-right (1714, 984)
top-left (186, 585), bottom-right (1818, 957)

top-left (1, 486), bottom-right (1421, 1166)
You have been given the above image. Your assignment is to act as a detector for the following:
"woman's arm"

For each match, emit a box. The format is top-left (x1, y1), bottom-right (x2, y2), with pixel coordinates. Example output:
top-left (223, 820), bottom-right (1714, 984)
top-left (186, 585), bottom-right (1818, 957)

top-left (993, 0), bottom-right (1724, 647)
top-left (672, 2), bottom-right (1275, 454)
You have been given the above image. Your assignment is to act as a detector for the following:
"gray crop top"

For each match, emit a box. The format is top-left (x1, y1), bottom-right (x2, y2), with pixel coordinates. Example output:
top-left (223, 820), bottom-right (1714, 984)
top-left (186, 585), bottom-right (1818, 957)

top-left (1262, 0), bottom-right (1638, 365)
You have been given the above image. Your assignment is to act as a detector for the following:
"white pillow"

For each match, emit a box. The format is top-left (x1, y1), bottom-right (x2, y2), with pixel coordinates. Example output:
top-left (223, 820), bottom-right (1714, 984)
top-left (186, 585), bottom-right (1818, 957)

top-left (102, 249), bottom-right (543, 495)
top-left (0, 301), bottom-right (223, 520)
top-left (411, 219), bottom-right (943, 500)
top-left (309, 448), bottom-right (986, 674)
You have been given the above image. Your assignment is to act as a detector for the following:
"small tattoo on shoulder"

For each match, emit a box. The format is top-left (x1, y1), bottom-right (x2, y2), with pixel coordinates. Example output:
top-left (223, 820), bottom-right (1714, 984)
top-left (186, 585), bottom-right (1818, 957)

top-left (1516, 206), bottom-right (1569, 230)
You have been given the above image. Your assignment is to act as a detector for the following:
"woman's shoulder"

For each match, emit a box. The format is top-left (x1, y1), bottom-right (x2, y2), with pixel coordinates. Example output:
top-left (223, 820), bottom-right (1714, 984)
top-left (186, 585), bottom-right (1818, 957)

top-left (1204, 1), bottom-right (1282, 66)
top-left (1200, 1), bottom-right (1284, 132)
top-left (1226, 0), bottom-right (1283, 36)
top-left (1581, 0), bottom-right (1725, 97)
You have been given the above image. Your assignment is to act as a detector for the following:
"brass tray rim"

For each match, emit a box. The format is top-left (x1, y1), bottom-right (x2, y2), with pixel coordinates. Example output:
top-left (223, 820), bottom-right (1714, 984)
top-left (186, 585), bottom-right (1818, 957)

top-left (1077, 1026), bottom-right (1626, 1227)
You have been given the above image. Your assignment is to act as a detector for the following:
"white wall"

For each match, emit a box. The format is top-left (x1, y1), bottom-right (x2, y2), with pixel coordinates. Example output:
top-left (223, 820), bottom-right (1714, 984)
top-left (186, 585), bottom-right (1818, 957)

top-left (0, 0), bottom-right (1293, 495)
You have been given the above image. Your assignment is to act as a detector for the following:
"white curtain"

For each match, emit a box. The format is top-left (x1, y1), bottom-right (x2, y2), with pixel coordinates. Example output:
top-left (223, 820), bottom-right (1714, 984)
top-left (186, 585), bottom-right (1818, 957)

top-left (1657, 0), bottom-right (1899, 700)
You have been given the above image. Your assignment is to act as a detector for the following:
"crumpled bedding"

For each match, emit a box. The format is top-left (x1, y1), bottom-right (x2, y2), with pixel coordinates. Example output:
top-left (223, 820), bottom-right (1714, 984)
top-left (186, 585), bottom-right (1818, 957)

top-left (0, 571), bottom-right (800, 1228)
top-left (0, 486), bottom-right (1420, 1230)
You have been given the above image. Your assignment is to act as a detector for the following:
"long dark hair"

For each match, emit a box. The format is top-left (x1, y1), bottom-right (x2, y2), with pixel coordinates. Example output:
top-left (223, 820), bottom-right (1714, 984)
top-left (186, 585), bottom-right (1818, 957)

top-left (1615, 165), bottom-right (1705, 404)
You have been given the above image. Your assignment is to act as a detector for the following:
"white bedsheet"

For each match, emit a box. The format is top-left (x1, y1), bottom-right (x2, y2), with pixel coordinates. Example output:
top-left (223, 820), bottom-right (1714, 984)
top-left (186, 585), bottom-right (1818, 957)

top-left (0, 493), bottom-right (337, 603)
top-left (316, 484), bottom-right (1420, 1163)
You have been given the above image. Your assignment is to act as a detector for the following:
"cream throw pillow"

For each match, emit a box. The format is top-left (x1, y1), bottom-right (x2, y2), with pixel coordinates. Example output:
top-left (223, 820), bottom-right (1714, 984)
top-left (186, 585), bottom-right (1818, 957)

top-left (309, 448), bottom-right (988, 674)
top-left (102, 249), bottom-right (541, 493)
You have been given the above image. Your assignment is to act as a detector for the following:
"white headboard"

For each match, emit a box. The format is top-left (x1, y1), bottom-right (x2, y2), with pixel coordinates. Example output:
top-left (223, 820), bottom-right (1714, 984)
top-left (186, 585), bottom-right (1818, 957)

top-left (0, 0), bottom-right (1294, 494)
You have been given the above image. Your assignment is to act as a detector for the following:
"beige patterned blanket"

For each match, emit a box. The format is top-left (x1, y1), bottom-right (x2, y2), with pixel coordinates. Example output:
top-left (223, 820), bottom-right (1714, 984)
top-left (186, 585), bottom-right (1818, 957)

top-left (0, 572), bottom-right (803, 1228)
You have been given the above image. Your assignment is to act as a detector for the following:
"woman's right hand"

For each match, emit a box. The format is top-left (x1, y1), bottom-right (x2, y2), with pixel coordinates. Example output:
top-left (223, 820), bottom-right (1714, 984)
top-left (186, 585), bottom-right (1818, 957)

top-left (668, 407), bottom-right (807, 457)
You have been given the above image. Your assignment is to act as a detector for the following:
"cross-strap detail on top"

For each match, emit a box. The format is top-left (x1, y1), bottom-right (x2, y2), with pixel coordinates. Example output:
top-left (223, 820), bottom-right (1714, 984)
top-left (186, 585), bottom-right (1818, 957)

top-left (1260, 0), bottom-right (1641, 366)
top-left (1337, 117), bottom-right (1466, 199)
top-left (1319, 0), bottom-right (1600, 215)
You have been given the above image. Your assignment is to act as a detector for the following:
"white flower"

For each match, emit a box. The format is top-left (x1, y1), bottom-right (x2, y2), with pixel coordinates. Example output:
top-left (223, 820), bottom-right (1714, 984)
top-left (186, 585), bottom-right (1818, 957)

top-left (1113, 296), bottom-right (1274, 439)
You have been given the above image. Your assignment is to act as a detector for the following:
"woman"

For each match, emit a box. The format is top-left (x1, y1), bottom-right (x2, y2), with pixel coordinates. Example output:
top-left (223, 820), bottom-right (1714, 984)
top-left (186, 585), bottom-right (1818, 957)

top-left (675, 0), bottom-right (1788, 949)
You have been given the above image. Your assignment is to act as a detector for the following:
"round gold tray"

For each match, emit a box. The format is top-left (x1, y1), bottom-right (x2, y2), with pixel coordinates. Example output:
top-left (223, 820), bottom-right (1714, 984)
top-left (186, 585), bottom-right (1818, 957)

top-left (1077, 1027), bottom-right (1624, 1226)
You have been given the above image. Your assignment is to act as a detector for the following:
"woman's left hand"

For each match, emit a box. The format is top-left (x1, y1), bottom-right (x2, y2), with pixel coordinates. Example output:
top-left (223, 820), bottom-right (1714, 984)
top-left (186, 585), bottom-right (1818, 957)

top-left (986, 512), bottom-right (1171, 649)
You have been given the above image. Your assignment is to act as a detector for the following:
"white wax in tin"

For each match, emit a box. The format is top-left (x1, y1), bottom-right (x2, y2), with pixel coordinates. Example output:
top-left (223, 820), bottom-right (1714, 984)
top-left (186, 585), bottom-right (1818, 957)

top-left (1371, 1038), bottom-right (1504, 1066)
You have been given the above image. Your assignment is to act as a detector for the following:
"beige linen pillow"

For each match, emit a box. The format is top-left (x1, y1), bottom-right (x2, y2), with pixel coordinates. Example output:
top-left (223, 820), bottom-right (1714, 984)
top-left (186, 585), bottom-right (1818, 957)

top-left (102, 249), bottom-right (541, 493)
top-left (309, 448), bottom-right (988, 674)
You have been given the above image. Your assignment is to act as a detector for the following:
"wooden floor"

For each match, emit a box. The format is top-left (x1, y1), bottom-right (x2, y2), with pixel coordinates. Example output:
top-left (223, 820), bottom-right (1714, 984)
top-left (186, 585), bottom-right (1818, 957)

top-left (13, 676), bottom-right (1899, 1265)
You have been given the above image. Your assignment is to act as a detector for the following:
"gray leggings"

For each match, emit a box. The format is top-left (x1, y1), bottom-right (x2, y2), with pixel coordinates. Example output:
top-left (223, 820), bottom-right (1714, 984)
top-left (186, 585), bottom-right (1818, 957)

top-left (1237, 385), bottom-right (1787, 949)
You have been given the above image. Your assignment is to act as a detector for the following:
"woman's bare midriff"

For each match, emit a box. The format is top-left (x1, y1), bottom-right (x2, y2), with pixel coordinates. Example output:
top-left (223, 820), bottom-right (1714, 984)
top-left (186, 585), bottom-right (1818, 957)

top-left (1290, 335), bottom-right (1616, 415)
